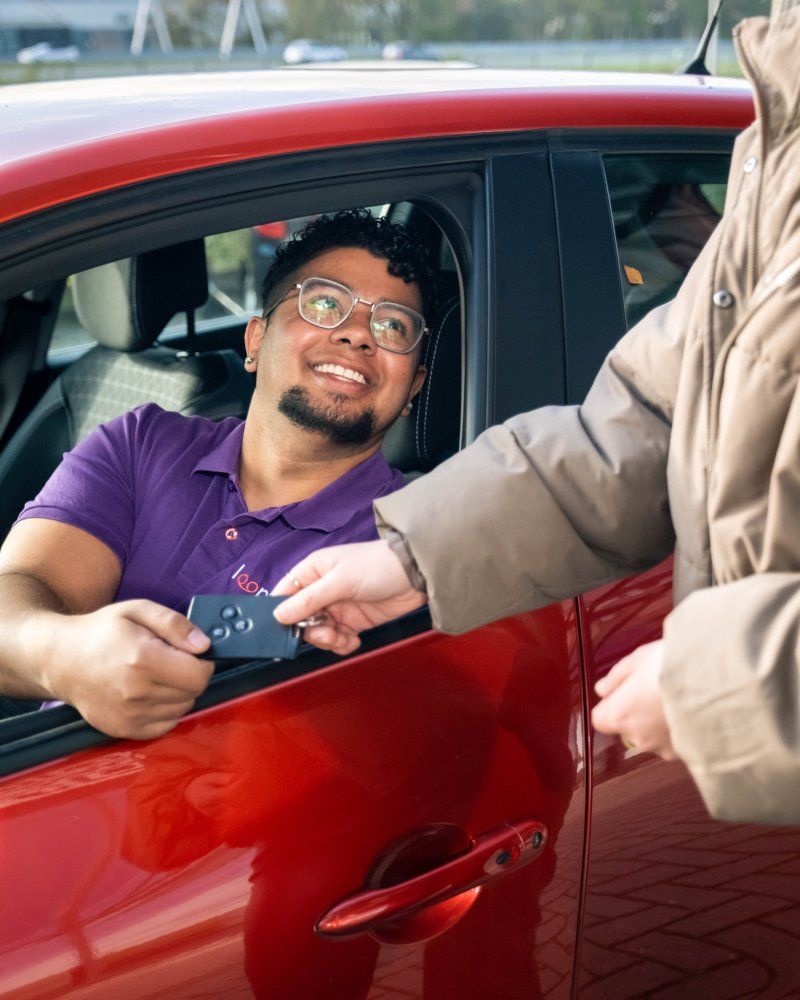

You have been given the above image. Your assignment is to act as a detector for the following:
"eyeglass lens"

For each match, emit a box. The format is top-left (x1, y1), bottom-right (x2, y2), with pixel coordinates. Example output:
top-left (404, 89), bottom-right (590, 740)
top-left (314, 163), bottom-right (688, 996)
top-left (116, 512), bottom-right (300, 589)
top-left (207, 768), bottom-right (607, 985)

top-left (298, 278), bottom-right (423, 353)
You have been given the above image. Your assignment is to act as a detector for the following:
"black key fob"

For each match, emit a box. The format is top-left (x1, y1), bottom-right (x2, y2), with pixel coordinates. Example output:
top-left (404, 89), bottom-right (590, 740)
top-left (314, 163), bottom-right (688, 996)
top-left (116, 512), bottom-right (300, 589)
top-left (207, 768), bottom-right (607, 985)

top-left (187, 594), bottom-right (302, 661)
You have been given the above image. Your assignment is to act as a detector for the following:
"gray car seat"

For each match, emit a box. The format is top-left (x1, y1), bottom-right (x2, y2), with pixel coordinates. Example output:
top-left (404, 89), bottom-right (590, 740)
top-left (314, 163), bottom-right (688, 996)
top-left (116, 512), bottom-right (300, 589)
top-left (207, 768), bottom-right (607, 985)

top-left (382, 292), bottom-right (461, 475)
top-left (0, 239), bottom-right (253, 541)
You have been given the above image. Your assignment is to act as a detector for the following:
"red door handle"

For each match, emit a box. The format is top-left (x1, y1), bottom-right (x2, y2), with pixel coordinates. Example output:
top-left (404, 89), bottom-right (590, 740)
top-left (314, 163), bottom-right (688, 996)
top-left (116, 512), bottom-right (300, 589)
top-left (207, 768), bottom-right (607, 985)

top-left (316, 819), bottom-right (547, 937)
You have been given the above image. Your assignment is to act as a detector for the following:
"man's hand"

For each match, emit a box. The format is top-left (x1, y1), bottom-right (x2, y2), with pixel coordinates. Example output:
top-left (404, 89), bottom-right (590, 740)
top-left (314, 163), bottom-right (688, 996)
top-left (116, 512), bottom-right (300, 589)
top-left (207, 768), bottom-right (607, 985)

top-left (46, 600), bottom-right (213, 740)
top-left (591, 639), bottom-right (676, 758)
top-left (273, 539), bottom-right (426, 654)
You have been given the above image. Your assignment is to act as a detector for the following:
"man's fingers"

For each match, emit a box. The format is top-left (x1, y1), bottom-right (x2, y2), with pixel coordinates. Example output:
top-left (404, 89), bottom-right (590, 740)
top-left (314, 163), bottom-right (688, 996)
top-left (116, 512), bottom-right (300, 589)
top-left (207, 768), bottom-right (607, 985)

top-left (109, 604), bottom-right (214, 697)
top-left (135, 635), bottom-right (215, 697)
top-left (142, 697), bottom-right (196, 720)
top-left (119, 600), bottom-right (210, 654)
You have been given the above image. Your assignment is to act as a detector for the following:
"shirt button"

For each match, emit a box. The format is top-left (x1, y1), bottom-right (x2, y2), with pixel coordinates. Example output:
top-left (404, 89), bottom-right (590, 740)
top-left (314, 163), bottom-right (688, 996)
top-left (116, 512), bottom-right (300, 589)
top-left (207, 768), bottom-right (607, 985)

top-left (743, 155), bottom-right (758, 174)
top-left (713, 289), bottom-right (735, 309)
top-left (225, 527), bottom-right (239, 540)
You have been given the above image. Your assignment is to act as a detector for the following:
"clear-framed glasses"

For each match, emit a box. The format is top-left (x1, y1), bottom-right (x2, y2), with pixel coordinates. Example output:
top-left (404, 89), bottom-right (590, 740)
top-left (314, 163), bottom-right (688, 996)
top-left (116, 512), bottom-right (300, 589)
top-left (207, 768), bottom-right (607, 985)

top-left (265, 276), bottom-right (428, 354)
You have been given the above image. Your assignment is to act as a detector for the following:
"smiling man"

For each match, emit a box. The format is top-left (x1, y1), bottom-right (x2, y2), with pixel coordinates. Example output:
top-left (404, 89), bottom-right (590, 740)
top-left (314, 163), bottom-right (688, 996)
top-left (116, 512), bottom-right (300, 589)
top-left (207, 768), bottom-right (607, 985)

top-left (0, 209), bottom-right (436, 738)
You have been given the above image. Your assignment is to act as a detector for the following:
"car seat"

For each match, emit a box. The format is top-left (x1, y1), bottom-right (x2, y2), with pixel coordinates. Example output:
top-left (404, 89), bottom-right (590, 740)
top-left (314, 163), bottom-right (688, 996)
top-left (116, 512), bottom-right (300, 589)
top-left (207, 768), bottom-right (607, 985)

top-left (0, 239), bottom-right (253, 541)
top-left (381, 290), bottom-right (461, 476)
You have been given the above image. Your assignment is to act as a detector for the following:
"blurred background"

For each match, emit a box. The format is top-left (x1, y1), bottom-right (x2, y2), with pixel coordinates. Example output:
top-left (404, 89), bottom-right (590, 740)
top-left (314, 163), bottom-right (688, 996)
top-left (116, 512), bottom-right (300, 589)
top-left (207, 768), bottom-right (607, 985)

top-left (0, 0), bottom-right (771, 85)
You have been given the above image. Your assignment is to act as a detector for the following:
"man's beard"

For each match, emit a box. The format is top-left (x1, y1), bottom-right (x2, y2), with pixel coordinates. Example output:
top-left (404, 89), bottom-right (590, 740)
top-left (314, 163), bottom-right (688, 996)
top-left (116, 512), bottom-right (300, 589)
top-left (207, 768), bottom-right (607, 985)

top-left (278, 385), bottom-right (377, 446)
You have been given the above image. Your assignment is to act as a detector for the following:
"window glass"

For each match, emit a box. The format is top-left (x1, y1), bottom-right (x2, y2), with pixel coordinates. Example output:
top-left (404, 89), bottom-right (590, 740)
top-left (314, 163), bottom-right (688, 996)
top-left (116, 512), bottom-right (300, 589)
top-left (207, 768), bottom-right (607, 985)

top-left (603, 154), bottom-right (729, 328)
top-left (47, 219), bottom-right (314, 360)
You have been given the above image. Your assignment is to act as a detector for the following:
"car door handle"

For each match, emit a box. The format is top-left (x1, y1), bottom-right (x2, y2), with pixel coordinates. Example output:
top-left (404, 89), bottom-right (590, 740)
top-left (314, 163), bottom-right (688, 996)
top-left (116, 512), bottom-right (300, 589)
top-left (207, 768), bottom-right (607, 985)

top-left (316, 819), bottom-right (547, 937)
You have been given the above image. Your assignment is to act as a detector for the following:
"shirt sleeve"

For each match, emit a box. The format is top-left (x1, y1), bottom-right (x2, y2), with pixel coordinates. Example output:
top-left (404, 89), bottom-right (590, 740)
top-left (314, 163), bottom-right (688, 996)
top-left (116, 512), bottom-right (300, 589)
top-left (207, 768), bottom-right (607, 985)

top-left (15, 404), bottom-right (158, 567)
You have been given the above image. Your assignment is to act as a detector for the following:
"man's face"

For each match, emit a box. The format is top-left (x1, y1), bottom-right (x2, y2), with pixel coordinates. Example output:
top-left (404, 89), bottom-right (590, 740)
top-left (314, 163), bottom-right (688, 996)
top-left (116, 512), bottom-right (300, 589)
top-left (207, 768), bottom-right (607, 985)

top-left (244, 246), bottom-right (427, 448)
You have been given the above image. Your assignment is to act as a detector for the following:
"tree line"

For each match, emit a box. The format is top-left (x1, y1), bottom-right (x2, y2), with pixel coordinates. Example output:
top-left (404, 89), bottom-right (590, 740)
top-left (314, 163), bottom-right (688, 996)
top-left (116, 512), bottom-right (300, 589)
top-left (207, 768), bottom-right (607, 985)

top-left (166, 0), bottom-right (769, 46)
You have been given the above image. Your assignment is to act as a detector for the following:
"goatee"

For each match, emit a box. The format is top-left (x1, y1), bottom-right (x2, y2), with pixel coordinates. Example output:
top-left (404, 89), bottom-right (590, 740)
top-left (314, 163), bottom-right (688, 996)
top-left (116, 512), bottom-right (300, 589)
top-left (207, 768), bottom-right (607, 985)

top-left (278, 385), bottom-right (377, 446)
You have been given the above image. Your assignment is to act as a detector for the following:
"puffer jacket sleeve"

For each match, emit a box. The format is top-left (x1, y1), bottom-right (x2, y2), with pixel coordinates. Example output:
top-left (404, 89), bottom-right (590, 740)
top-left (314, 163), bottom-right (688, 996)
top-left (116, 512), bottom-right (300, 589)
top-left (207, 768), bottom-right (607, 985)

top-left (374, 220), bottom-right (724, 635)
top-left (661, 574), bottom-right (800, 826)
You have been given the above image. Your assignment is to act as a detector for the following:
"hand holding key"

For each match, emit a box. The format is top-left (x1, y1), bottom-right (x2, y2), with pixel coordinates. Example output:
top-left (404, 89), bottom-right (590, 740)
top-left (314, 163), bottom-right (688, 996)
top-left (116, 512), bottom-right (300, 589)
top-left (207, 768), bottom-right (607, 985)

top-left (272, 539), bottom-right (427, 655)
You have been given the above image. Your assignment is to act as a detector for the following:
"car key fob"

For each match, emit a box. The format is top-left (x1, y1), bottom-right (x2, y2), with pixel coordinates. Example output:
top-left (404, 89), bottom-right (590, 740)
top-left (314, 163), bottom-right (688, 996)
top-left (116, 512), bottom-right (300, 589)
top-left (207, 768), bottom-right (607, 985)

top-left (187, 594), bottom-right (302, 661)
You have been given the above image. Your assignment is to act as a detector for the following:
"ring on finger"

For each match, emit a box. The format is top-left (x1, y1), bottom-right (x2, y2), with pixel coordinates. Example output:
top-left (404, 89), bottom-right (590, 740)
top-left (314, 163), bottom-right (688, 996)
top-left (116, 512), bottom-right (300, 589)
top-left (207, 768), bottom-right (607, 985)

top-left (291, 577), bottom-right (303, 591)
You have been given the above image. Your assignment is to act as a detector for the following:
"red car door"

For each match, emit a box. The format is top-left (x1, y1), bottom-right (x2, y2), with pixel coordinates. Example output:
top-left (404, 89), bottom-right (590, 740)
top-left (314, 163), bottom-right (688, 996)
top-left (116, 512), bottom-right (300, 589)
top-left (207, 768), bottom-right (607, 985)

top-left (0, 609), bottom-right (585, 999)
top-left (578, 565), bottom-right (800, 1000)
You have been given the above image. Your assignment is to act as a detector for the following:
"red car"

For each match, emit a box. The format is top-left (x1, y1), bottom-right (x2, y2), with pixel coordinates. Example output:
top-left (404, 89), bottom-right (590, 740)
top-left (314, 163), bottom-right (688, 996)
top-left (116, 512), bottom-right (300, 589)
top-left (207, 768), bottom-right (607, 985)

top-left (1, 66), bottom-right (795, 1000)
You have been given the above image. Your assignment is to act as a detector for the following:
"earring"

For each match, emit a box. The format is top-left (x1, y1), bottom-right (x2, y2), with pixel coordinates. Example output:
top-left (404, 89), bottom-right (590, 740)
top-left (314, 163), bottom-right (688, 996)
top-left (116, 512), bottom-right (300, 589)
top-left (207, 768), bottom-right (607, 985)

top-left (245, 355), bottom-right (254, 366)
top-left (405, 400), bottom-right (414, 413)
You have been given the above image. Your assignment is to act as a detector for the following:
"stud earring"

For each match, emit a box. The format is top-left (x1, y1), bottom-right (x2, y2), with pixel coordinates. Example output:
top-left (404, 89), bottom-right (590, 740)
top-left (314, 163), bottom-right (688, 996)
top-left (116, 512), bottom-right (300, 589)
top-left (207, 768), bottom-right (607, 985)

top-left (245, 355), bottom-right (254, 366)
top-left (405, 400), bottom-right (414, 413)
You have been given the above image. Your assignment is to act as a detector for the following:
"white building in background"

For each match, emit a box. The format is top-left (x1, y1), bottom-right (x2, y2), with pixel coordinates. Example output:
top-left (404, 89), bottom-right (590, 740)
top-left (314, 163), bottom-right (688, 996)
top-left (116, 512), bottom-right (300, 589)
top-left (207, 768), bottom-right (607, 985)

top-left (0, 1), bottom-right (137, 58)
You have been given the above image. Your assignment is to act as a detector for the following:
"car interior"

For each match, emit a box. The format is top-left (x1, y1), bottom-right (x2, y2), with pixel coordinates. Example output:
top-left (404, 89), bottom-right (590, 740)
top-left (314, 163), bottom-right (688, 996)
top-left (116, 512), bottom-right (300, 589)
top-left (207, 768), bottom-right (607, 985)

top-left (0, 153), bottom-right (730, 728)
top-left (603, 153), bottom-right (728, 328)
top-left (0, 200), bottom-right (464, 721)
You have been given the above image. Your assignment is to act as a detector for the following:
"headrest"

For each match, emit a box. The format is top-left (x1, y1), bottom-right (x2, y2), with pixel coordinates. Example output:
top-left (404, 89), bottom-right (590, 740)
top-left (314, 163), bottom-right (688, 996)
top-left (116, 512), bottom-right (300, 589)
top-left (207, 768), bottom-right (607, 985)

top-left (72, 240), bottom-right (208, 352)
top-left (382, 295), bottom-right (461, 474)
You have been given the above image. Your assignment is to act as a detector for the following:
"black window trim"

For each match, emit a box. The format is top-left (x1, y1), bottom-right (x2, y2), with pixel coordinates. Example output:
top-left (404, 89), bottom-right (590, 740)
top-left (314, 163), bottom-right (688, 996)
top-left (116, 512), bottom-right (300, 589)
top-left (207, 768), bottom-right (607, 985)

top-left (548, 128), bottom-right (740, 404)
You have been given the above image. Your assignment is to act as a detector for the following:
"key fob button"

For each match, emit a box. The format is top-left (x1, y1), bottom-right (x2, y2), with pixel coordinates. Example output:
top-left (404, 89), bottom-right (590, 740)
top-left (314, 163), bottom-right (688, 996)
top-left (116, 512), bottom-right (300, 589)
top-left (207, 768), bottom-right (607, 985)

top-left (211, 625), bottom-right (229, 640)
top-left (234, 618), bottom-right (252, 633)
top-left (221, 605), bottom-right (238, 620)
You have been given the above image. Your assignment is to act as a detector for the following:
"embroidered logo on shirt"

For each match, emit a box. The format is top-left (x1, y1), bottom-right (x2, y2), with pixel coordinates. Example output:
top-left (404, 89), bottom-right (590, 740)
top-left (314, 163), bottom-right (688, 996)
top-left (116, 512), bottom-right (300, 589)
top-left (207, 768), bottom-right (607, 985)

top-left (231, 562), bottom-right (269, 596)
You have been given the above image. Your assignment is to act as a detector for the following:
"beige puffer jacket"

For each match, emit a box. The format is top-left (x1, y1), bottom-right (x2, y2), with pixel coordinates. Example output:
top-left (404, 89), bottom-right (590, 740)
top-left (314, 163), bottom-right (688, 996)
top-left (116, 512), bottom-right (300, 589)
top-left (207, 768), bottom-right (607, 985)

top-left (375, 11), bottom-right (800, 825)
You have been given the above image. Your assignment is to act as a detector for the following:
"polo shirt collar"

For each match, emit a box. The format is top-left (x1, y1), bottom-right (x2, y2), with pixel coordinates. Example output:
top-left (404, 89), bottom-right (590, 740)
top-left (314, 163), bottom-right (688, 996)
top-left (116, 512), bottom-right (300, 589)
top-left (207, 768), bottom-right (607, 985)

top-left (192, 420), bottom-right (245, 480)
top-left (277, 449), bottom-right (397, 530)
top-left (192, 421), bottom-right (397, 532)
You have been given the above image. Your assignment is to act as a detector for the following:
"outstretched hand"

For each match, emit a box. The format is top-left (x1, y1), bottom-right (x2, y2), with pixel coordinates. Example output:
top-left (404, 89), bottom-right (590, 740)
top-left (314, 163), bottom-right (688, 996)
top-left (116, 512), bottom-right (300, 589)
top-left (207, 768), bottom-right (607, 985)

top-left (272, 539), bottom-right (427, 654)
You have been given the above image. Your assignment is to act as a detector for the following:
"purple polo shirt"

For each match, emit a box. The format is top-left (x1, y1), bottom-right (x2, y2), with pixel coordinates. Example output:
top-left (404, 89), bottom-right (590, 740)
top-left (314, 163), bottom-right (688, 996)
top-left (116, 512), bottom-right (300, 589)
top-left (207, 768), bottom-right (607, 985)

top-left (17, 403), bottom-right (404, 613)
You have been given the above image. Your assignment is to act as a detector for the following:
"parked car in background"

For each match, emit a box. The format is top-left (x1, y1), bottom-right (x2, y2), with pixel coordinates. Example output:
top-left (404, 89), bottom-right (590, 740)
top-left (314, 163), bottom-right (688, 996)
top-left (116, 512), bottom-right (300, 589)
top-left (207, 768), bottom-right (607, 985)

top-left (282, 38), bottom-right (348, 64)
top-left (16, 41), bottom-right (80, 64)
top-left (381, 40), bottom-right (441, 61)
top-left (2, 64), bottom-right (798, 1000)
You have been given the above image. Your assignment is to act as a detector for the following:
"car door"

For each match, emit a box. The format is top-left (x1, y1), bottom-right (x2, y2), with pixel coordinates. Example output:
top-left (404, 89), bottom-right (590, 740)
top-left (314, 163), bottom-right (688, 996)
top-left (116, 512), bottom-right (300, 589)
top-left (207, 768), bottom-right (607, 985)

top-left (555, 135), bottom-right (800, 999)
top-left (0, 137), bottom-right (587, 1000)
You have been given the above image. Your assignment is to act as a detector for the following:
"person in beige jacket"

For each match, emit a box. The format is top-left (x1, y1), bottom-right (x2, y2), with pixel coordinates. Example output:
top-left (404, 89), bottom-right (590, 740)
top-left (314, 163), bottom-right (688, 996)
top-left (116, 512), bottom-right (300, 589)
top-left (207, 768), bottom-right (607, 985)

top-left (275, 4), bottom-right (800, 827)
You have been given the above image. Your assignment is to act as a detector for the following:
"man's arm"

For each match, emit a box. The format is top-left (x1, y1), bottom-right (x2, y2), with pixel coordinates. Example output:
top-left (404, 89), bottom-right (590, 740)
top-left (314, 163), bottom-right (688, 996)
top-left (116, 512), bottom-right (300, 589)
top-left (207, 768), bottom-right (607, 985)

top-left (0, 519), bottom-right (212, 739)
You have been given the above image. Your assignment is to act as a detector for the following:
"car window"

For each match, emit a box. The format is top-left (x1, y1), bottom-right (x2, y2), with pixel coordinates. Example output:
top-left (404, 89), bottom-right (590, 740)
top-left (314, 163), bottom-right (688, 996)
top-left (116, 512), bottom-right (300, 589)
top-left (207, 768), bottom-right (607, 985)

top-left (603, 154), bottom-right (729, 328)
top-left (1, 197), bottom-right (463, 732)
top-left (46, 220), bottom-right (313, 362)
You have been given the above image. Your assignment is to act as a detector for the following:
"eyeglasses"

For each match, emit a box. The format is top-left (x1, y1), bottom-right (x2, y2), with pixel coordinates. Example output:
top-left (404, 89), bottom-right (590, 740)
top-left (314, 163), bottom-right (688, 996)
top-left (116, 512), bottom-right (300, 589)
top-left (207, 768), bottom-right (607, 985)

top-left (265, 276), bottom-right (428, 355)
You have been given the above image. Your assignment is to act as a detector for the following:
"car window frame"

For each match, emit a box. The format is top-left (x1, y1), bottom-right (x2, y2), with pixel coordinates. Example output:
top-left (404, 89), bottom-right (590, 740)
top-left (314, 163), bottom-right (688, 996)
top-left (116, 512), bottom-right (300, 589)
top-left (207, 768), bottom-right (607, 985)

top-left (0, 132), bottom-right (560, 775)
top-left (548, 129), bottom-right (739, 404)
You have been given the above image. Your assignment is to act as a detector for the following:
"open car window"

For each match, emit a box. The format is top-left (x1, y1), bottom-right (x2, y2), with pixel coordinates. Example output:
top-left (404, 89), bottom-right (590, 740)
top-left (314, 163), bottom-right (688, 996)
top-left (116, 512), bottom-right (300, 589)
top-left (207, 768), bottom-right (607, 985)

top-left (0, 197), bottom-right (465, 743)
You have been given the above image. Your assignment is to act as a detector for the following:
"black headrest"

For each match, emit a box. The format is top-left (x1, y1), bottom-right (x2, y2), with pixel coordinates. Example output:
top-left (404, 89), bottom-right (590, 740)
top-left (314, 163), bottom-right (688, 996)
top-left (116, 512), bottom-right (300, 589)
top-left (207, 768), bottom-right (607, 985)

top-left (382, 295), bottom-right (461, 474)
top-left (72, 240), bottom-right (208, 352)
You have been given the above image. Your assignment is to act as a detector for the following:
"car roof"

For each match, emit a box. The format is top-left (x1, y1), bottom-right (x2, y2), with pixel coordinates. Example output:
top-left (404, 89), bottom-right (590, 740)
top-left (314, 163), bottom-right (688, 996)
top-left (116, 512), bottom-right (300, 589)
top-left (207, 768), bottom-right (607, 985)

top-left (1, 67), bottom-right (753, 225)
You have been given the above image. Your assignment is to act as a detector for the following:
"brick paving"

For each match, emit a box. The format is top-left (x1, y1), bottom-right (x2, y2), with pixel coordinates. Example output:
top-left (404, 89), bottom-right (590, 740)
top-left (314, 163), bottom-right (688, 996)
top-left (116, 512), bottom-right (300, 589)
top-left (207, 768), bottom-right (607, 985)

top-left (577, 758), bottom-right (800, 999)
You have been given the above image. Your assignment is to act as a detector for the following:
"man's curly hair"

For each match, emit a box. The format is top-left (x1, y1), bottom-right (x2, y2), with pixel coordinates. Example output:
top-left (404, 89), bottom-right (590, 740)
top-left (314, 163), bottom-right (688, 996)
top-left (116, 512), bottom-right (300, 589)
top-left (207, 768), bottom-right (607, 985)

top-left (262, 208), bottom-right (439, 325)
